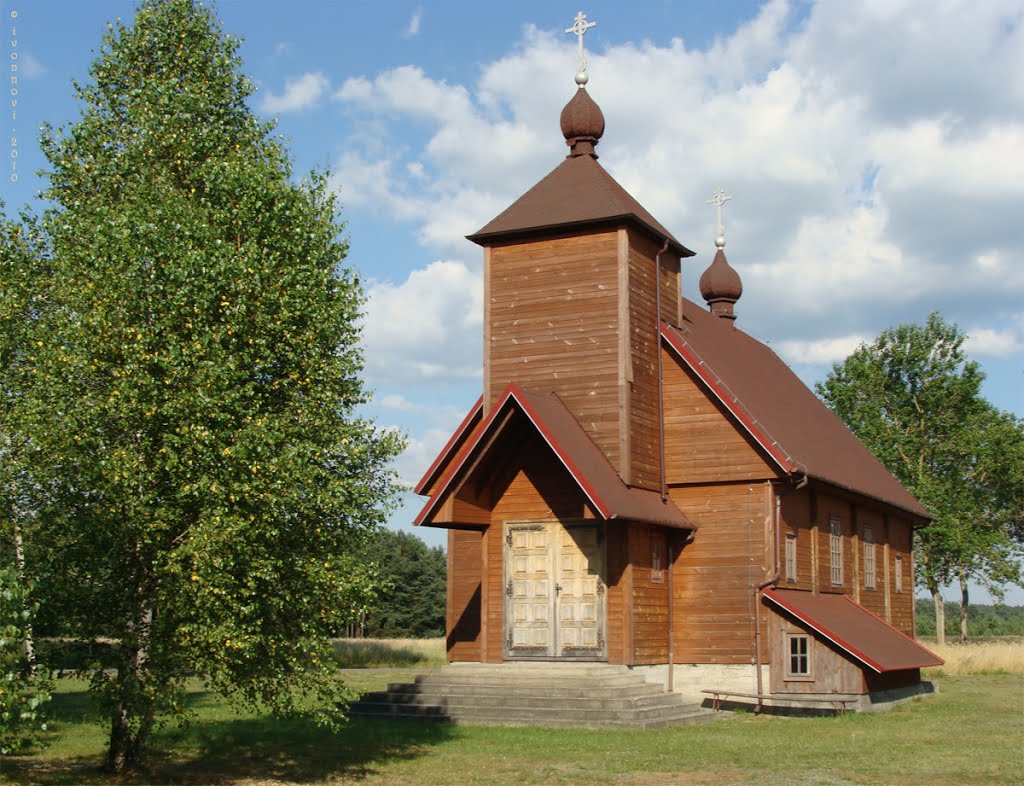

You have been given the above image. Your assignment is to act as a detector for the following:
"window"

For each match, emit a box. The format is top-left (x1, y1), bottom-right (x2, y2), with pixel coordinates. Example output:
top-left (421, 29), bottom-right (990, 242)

top-left (785, 533), bottom-right (797, 583)
top-left (863, 527), bottom-right (876, 589)
top-left (895, 555), bottom-right (903, 593)
top-left (786, 634), bottom-right (812, 678)
top-left (829, 515), bottom-right (843, 586)
top-left (651, 532), bottom-right (666, 584)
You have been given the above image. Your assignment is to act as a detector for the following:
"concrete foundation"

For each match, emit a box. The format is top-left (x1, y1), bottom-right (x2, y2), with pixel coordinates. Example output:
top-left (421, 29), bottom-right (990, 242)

top-left (629, 663), bottom-right (769, 702)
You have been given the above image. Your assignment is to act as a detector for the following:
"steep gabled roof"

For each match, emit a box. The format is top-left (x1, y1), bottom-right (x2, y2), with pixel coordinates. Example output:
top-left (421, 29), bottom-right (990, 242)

top-left (415, 383), bottom-right (694, 530)
top-left (764, 589), bottom-right (943, 673)
top-left (467, 154), bottom-right (694, 258)
top-left (662, 303), bottom-right (931, 520)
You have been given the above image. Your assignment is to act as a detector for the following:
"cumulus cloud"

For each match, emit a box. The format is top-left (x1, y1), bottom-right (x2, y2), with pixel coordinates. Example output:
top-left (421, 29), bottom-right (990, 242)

top-left (261, 71), bottom-right (329, 113)
top-left (776, 335), bottom-right (870, 366)
top-left (361, 260), bottom-right (483, 385)
top-left (966, 319), bottom-right (1024, 358)
top-left (333, 0), bottom-right (1022, 390)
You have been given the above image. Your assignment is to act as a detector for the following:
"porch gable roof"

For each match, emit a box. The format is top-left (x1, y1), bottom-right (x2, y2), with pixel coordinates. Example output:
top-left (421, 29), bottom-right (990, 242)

top-left (764, 588), bottom-right (944, 673)
top-left (414, 383), bottom-right (694, 531)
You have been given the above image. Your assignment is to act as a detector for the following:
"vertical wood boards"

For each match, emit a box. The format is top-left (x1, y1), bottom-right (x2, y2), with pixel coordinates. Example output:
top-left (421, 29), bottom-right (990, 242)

top-left (628, 522), bottom-right (672, 664)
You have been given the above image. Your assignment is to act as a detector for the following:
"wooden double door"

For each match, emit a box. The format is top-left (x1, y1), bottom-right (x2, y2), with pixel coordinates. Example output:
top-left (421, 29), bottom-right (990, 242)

top-left (504, 520), bottom-right (606, 660)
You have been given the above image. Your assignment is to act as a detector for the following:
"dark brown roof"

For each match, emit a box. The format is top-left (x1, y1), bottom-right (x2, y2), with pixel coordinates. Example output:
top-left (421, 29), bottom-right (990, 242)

top-left (467, 154), bottom-right (694, 258)
top-left (662, 304), bottom-right (931, 520)
top-left (414, 383), bottom-right (694, 530)
top-left (765, 589), bottom-right (943, 673)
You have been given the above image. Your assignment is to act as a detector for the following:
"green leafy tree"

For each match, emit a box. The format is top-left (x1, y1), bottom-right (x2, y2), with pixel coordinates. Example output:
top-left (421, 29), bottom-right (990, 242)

top-left (817, 313), bottom-right (1024, 644)
top-left (0, 567), bottom-right (52, 755)
top-left (362, 530), bottom-right (446, 638)
top-left (6, 0), bottom-right (402, 773)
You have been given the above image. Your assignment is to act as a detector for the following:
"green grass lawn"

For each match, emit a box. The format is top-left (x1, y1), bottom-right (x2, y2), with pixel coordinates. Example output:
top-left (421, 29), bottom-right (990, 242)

top-left (3, 672), bottom-right (1022, 785)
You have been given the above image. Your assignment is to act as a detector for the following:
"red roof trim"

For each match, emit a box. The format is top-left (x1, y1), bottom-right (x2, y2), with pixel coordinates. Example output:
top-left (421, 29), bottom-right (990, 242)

top-left (413, 395), bottom-right (484, 496)
top-left (413, 383), bottom-right (611, 526)
top-left (763, 590), bottom-right (943, 673)
top-left (661, 323), bottom-right (795, 476)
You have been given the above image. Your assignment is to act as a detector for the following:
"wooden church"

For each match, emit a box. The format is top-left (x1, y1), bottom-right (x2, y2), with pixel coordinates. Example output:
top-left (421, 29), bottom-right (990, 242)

top-left (413, 18), bottom-right (941, 711)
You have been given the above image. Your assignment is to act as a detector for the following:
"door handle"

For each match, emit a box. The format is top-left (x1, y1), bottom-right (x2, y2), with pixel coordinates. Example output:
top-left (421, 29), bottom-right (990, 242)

top-left (555, 583), bottom-right (562, 595)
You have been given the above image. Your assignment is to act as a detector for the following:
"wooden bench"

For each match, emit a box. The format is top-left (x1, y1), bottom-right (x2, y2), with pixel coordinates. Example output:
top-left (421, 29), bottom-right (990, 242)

top-left (701, 689), bottom-right (857, 715)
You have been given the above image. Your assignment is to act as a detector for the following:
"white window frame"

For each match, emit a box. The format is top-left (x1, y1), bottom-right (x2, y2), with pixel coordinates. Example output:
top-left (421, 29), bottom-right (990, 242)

top-left (829, 515), bottom-right (843, 586)
top-left (863, 527), bottom-right (876, 590)
top-left (785, 533), bottom-right (797, 583)
top-left (895, 555), bottom-right (903, 593)
top-left (785, 633), bottom-right (812, 679)
top-left (651, 532), bottom-right (666, 584)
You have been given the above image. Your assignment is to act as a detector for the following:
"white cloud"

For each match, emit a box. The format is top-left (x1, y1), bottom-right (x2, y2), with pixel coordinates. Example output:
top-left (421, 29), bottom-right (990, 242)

top-left (261, 72), bottom-right (329, 113)
top-left (966, 321), bottom-right (1024, 359)
top-left (20, 52), bottom-right (46, 78)
top-left (776, 335), bottom-right (870, 366)
top-left (406, 7), bottom-right (423, 37)
top-left (361, 260), bottom-right (483, 385)
top-left (332, 0), bottom-right (1023, 399)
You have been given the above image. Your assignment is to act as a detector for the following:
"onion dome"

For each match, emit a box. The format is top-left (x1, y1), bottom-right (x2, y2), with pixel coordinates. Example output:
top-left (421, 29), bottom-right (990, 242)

top-left (699, 248), bottom-right (743, 321)
top-left (560, 87), bottom-right (605, 158)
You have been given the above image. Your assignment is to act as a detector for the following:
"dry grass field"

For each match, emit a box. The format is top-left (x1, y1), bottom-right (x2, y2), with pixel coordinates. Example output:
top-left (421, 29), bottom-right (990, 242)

top-left (921, 637), bottom-right (1024, 676)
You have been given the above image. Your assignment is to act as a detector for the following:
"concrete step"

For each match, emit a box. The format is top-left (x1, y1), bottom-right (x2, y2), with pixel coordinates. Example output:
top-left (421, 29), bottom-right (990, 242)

top-left (348, 699), bottom-right (715, 729)
top-left (347, 663), bottom-right (719, 729)
top-left (361, 689), bottom-right (688, 712)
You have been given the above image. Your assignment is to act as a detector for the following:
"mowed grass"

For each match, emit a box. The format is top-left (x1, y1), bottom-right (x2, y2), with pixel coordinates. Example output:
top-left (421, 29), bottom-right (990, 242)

top-left (4, 639), bottom-right (1022, 786)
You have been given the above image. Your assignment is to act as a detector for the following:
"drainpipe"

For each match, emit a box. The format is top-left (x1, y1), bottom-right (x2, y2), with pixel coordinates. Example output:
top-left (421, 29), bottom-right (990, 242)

top-left (654, 239), bottom-right (669, 504)
top-left (667, 542), bottom-right (675, 693)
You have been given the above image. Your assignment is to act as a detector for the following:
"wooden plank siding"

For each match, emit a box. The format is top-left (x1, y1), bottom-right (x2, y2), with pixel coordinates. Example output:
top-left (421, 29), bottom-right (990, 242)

top-left (628, 523), bottom-right (671, 664)
top-left (670, 483), bottom-right (771, 664)
top-left (768, 610), bottom-right (866, 695)
top-left (446, 529), bottom-right (483, 662)
top-left (776, 486), bottom-right (917, 636)
top-left (625, 230), bottom-right (682, 493)
top-left (487, 231), bottom-right (623, 473)
top-left (662, 349), bottom-right (776, 485)
top-left (605, 524), bottom-right (630, 665)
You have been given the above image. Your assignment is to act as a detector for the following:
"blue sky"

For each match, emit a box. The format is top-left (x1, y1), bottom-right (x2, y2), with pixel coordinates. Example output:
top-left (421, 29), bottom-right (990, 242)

top-left (4, 1), bottom-right (1022, 603)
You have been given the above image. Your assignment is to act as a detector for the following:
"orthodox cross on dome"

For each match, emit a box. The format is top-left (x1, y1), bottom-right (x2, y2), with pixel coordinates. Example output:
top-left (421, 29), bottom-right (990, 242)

top-left (706, 186), bottom-right (733, 249)
top-left (566, 11), bottom-right (597, 86)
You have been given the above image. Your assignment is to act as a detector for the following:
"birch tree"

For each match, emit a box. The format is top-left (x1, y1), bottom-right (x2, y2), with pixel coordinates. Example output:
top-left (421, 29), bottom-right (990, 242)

top-left (8, 0), bottom-right (402, 772)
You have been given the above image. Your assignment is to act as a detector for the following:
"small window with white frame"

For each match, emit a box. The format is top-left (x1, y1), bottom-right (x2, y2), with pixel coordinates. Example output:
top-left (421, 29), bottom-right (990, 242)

top-left (829, 515), bottom-right (843, 586)
top-left (651, 532), bottom-right (666, 584)
top-left (785, 533), bottom-right (797, 583)
top-left (786, 633), bottom-right (812, 678)
top-left (895, 555), bottom-right (903, 593)
top-left (863, 527), bottom-right (876, 589)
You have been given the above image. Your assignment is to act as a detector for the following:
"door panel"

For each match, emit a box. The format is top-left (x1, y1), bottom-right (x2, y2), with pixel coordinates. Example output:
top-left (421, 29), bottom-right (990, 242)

top-left (504, 521), bottom-right (605, 659)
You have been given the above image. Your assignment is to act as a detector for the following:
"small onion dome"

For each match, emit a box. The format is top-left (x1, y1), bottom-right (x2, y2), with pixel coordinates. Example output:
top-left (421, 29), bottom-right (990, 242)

top-left (699, 248), bottom-right (743, 321)
top-left (560, 87), bottom-right (605, 158)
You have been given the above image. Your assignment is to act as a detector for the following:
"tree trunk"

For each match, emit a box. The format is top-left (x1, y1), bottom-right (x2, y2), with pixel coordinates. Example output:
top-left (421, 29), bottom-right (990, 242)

top-left (958, 569), bottom-right (969, 642)
top-left (105, 603), bottom-right (155, 774)
top-left (931, 588), bottom-right (946, 645)
top-left (11, 520), bottom-right (36, 671)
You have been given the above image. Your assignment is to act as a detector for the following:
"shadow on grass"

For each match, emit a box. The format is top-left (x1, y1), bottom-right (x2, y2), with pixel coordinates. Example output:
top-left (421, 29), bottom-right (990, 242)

top-left (4, 684), bottom-right (456, 785)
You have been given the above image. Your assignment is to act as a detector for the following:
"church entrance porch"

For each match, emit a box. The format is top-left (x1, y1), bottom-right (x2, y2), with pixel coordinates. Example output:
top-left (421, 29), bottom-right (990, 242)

top-left (503, 520), bottom-right (606, 660)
